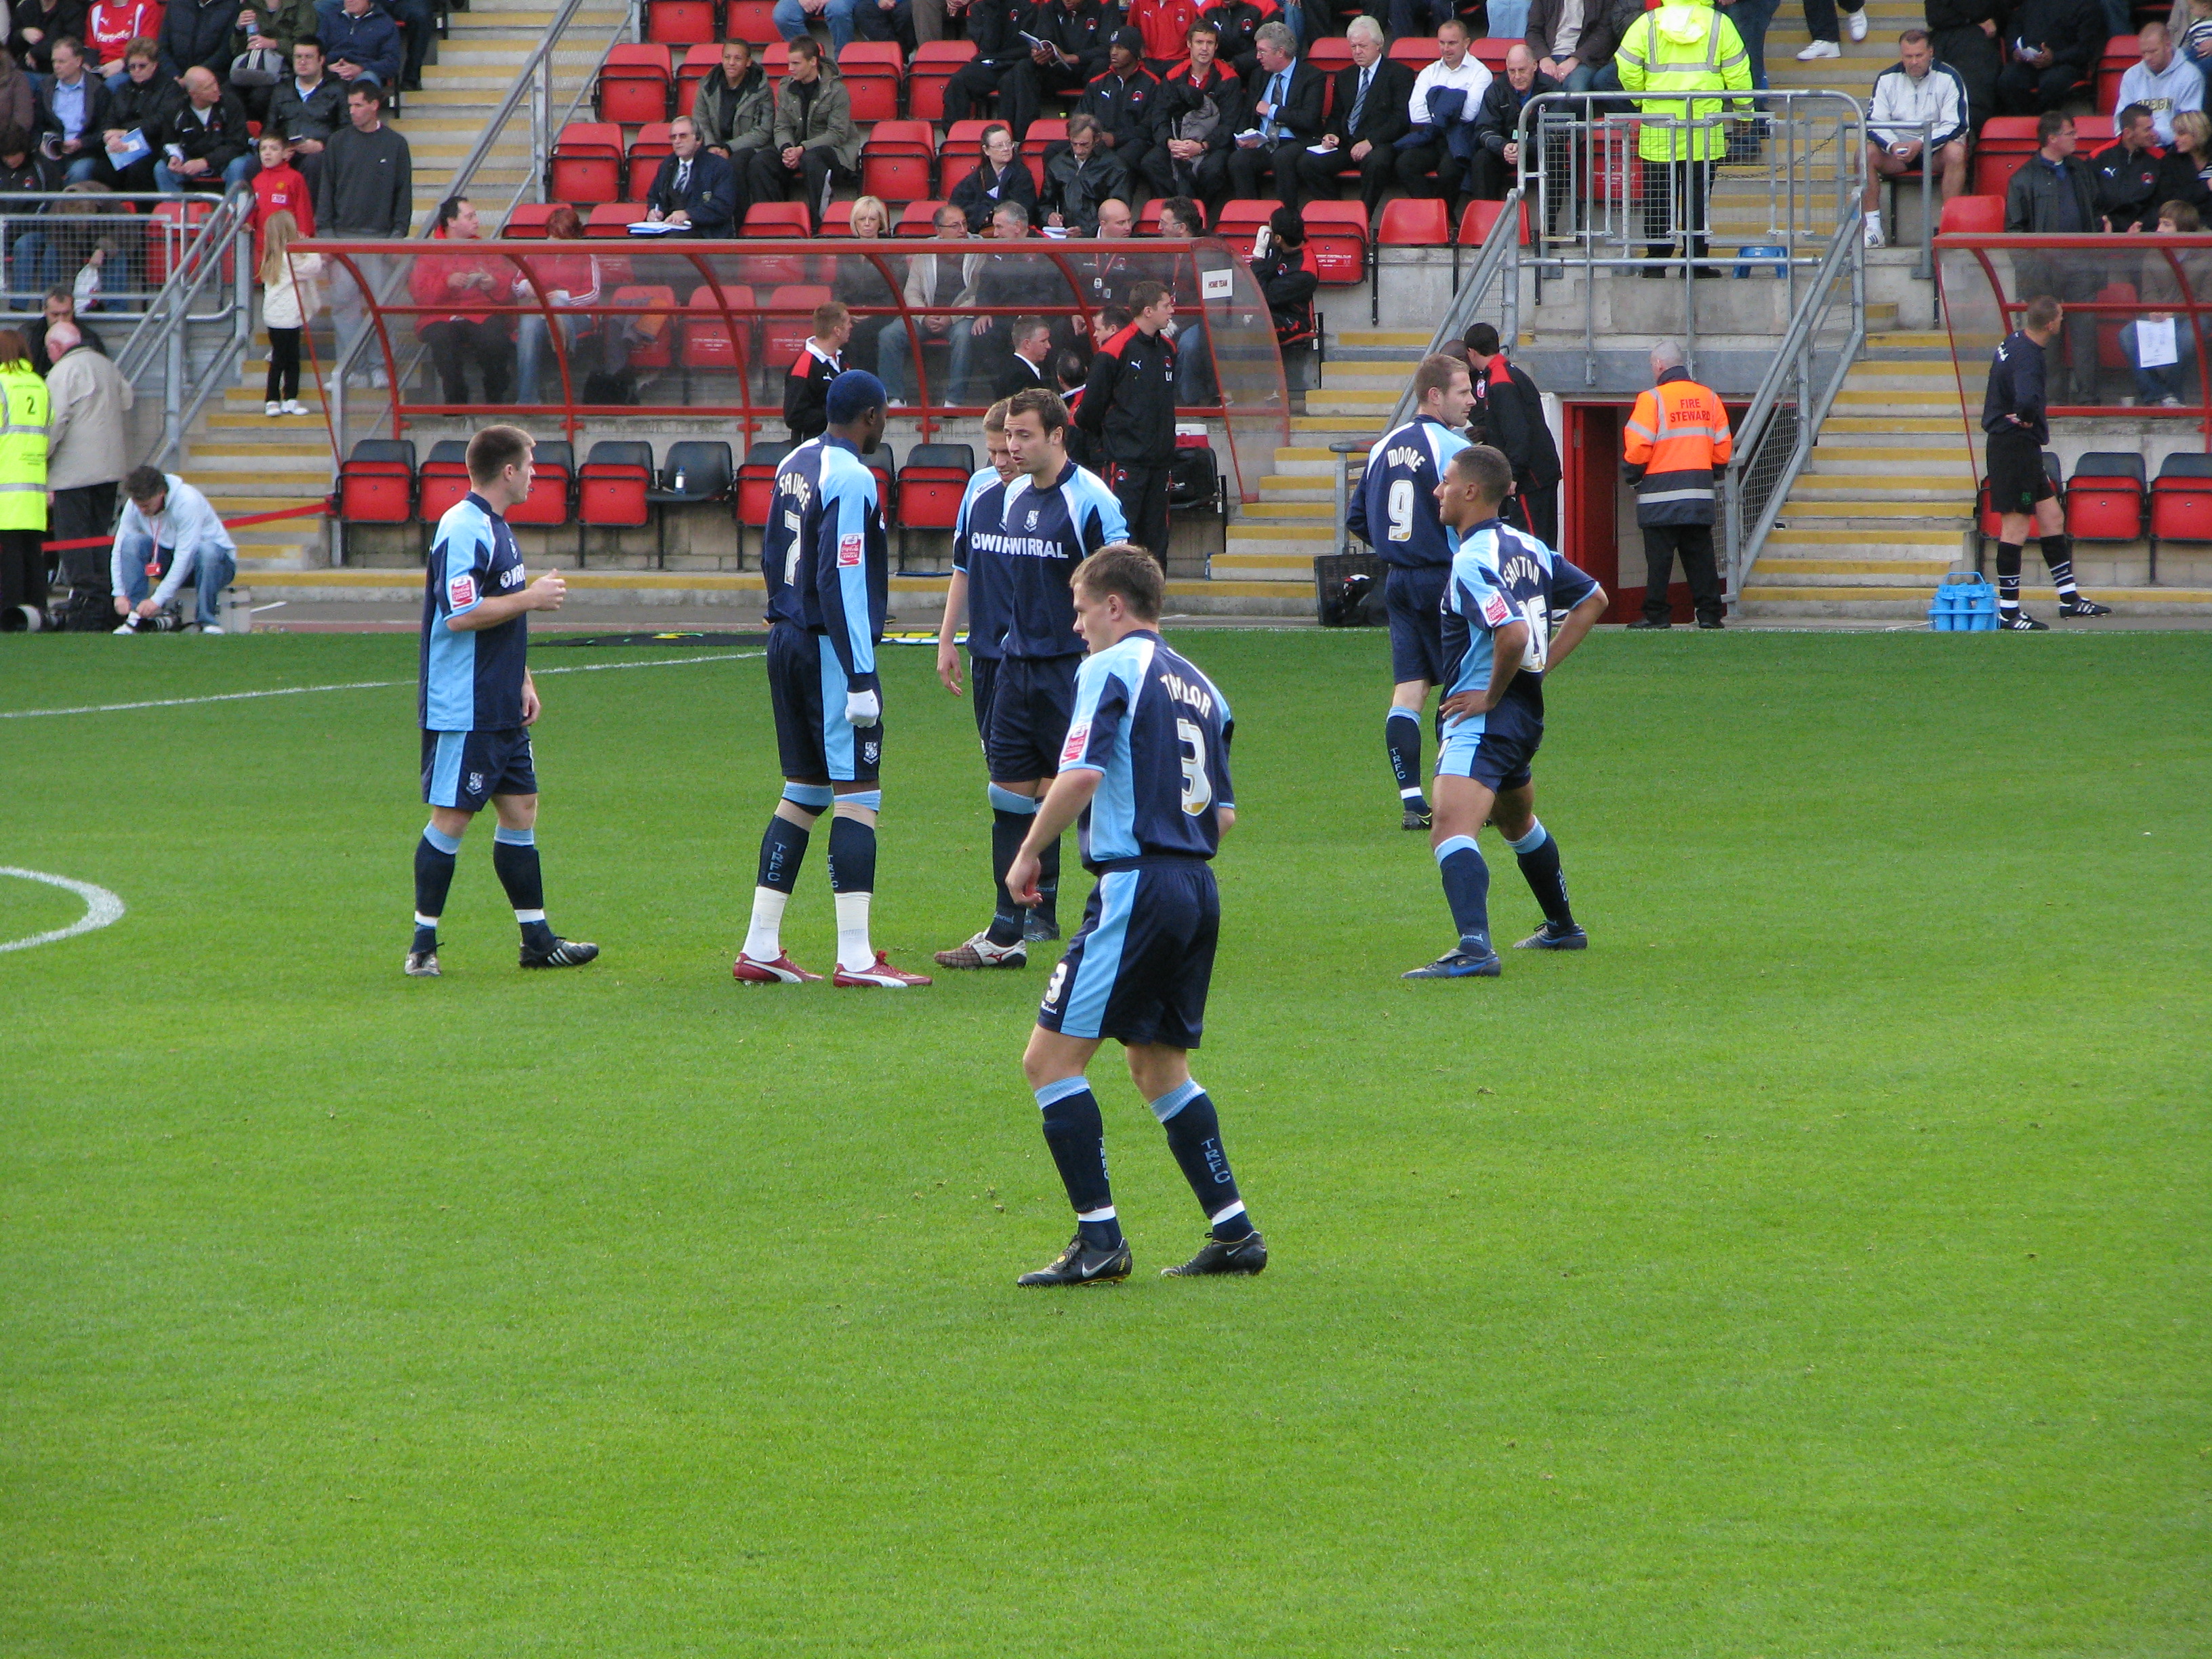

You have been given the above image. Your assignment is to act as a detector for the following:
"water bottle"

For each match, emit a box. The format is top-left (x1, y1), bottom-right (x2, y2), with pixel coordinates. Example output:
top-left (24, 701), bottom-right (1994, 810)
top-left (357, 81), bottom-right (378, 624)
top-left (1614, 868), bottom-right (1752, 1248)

top-left (672, 466), bottom-right (687, 494)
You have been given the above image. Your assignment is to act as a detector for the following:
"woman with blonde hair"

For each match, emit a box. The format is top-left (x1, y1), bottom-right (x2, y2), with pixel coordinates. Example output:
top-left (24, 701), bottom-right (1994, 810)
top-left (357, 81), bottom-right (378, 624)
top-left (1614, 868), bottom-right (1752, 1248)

top-left (835, 193), bottom-right (899, 376)
top-left (260, 209), bottom-right (323, 417)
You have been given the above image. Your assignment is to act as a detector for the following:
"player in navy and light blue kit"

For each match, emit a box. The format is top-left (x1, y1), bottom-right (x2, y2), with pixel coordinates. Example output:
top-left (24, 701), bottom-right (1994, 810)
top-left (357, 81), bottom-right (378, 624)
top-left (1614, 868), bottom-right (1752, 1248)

top-left (735, 371), bottom-right (933, 989)
top-left (1005, 544), bottom-right (1267, 1286)
top-left (934, 398), bottom-right (1019, 747)
top-left (1405, 445), bottom-right (1610, 981)
top-left (935, 387), bottom-right (1128, 972)
top-left (1345, 353), bottom-right (1475, 832)
top-left (406, 425), bottom-right (597, 978)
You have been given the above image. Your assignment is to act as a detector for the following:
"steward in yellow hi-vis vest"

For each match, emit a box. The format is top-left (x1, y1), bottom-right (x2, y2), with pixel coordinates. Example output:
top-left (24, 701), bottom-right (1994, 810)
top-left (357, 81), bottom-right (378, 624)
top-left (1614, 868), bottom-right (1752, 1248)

top-left (1614, 0), bottom-right (1753, 265)
top-left (1623, 346), bottom-right (1732, 630)
top-left (0, 337), bottom-right (50, 627)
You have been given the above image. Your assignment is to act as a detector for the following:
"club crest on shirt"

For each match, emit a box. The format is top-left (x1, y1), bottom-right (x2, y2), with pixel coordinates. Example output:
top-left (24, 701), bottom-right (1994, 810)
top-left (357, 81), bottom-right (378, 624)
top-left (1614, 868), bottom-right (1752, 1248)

top-left (1480, 591), bottom-right (1512, 628)
top-left (467, 771), bottom-right (485, 794)
top-left (448, 573), bottom-right (476, 609)
top-left (837, 532), bottom-right (864, 567)
top-left (1026, 509), bottom-right (1040, 529)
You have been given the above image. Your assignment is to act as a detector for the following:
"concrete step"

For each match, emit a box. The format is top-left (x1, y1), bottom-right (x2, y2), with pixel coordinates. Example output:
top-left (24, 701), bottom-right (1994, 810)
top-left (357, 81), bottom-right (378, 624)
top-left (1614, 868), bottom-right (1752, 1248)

top-left (1290, 414), bottom-right (1386, 434)
top-left (1779, 501), bottom-right (1974, 523)
top-left (1788, 485), bottom-right (1967, 504)
top-left (1240, 501), bottom-right (1335, 520)
top-left (1336, 329), bottom-right (1432, 349)
top-left (1765, 525), bottom-right (1967, 551)
top-left (1823, 415), bottom-right (1961, 433)
top-left (1254, 476), bottom-right (1336, 499)
top-left (1319, 365), bottom-right (1422, 390)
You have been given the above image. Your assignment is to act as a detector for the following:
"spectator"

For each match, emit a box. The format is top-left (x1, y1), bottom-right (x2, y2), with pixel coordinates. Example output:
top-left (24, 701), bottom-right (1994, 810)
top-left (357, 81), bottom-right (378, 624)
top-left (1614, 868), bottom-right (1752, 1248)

top-left (39, 38), bottom-right (111, 183)
top-left (251, 132), bottom-right (313, 258)
top-left (1083, 192), bottom-right (1136, 311)
top-left (643, 116), bottom-right (739, 234)
top-left (747, 37), bottom-right (860, 231)
top-left (2004, 111), bottom-right (2101, 401)
top-left (1199, 0), bottom-right (1266, 79)
top-left (1144, 18), bottom-right (1237, 202)
top-left (1713, 0), bottom-right (1776, 90)
top-left (1078, 276), bottom-right (1178, 556)
top-left (512, 203), bottom-right (624, 405)
top-left (1298, 15), bottom-right (1412, 215)
top-left (2095, 102), bottom-right (2165, 230)
top-left (1616, 0), bottom-right (1752, 272)
top-left (1246, 199), bottom-right (1315, 342)
top-left (1042, 112), bottom-right (1130, 231)
top-left (939, 0), bottom-right (1044, 134)
top-left (972, 198), bottom-right (1069, 373)
top-left (41, 318), bottom-right (130, 577)
top-left (26, 285), bottom-right (108, 371)
top-left (110, 464), bottom-right (237, 632)
top-left (90, 37), bottom-right (175, 188)
top-left (0, 49), bottom-right (36, 141)
top-left (159, 0), bottom-right (234, 78)
top-left (1151, 193), bottom-right (1216, 400)
top-left (1623, 340), bottom-right (1730, 629)
top-left (995, 314), bottom-right (1055, 398)
top-left (2121, 199), bottom-right (2209, 403)
top-left (2119, 22), bottom-right (2203, 145)
top-left (1017, 0), bottom-right (1111, 131)
top-left (1863, 28), bottom-right (1969, 246)
top-left (1926, 0), bottom-right (2003, 129)
top-left (949, 121), bottom-right (1039, 231)
top-left (1079, 28), bottom-right (1160, 184)
top-left (269, 38), bottom-right (344, 188)
top-left (783, 298), bottom-right (849, 441)
top-left (773, 0), bottom-right (859, 55)
top-left (1551, 0), bottom-right (1641, 94)
top-left (1395, 19), bottom-right (1491, 219)
top-left (409, 196), bottom-right (510, 406)
top-left (257, 207), bottom-right (318, 414)
top-left (882, 201), bottom-right (980, 406)
top-left (692, 39), bottom-right (772, 165)
top-left (1127, 0), bottom-right (1197, 73)
top-left (12, 0), bottom-right (87, 74)
top-left (1994, 0), bottom-right (2106, 116)
top-left (2180, 0), bottom-right (2212, 70)
top-left (155, 65), bottom-right (253, 192)
top-left (852, 0), bottom-right (914, 49)
top-left (1465, 321), bottom-right (1561, 544)
top-left (2154, 106), bottom-right (2212, 216)
top-left (87, 0), bottom-right (161, 79)
top-left (1471, 43), bottom-right (1557, 203)
top-left (1794, 0), bottom-right (1864, 61)
top-left (1228, 20), bottom-right (1323, 206)
top-left (834, 192), bottom-right (899, 375)
top-left (314, 0), bottom-right (401, 87)
top-left (317, 80), bottom-right (408, 234)
top-left (0, 327), bottom-right (47, 630)
top-left (235, 0), bottom-right (325, 64)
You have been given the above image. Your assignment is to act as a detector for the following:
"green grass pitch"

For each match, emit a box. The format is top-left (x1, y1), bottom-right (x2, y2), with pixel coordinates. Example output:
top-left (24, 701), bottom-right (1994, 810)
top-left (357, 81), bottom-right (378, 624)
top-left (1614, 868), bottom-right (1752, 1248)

top-left (1, 627), bottom-right (2205, 1656)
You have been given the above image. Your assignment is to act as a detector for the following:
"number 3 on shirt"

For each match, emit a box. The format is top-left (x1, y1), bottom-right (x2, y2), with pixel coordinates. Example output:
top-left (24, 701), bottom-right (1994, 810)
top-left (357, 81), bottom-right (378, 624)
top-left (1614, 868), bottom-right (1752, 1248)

top-left (1176, 718), bottom-right (1212, 816)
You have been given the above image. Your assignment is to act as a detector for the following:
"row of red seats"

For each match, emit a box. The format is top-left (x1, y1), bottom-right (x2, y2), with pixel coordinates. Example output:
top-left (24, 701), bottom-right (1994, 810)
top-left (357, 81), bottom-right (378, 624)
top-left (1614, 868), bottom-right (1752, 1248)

top-left (1983, 449), bottom-right (2212, 562)
top-left (1969, 116), bottom-right (2118, 199)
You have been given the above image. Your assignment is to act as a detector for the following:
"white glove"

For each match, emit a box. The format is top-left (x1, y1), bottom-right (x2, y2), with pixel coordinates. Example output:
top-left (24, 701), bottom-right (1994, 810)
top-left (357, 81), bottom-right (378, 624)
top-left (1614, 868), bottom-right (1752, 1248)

top-left (844, 687), bottom-right (881, 728)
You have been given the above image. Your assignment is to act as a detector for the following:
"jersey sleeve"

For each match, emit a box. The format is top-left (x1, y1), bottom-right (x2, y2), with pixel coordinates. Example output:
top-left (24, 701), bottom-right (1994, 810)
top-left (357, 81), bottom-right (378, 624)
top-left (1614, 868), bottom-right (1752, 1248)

top-left (1447, 548), bottom-right (1512, 638)
top-left (952, 472), bottom-right (990, 572)
top-left (434, 517), bottom-right (493, 621)
top-left (1057, 653), bottom-right (1130, 775)
top-left (1084, 471), bottom-right (1130, 550)
top-left (1545, 554), bottom-right (1600, 611)
top-left (816, 466), bottom-right (878, 682)
top-left (1344, 450), bottom-right (1372, 544)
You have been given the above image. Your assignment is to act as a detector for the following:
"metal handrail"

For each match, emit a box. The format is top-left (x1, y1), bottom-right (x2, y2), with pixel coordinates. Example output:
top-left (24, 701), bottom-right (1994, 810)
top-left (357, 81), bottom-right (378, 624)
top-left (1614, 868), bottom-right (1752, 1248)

top-left (1721, 212), bottom-right (1865, 610)
top-left (1380, 184), bottom-right (1526, 434)
top-left (110, 188), bottom-right (258, 465)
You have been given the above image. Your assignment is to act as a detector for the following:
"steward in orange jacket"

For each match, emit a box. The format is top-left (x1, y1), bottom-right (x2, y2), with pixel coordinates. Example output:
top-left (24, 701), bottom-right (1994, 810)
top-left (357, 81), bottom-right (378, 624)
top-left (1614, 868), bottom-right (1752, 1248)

top-left (1622, 348), bottom-right (1732, 628)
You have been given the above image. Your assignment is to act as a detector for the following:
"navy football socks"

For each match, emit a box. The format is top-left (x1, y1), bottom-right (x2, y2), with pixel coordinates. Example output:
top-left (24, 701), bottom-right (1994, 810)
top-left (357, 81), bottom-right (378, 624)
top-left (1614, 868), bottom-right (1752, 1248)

top-left (827, 813), bottom-right (876, 896)
top-left (1386, 707), bottom-right (1426, 809)
top-left (1507, 819), bottom-right (1574, 928)
top-left (756, 813), bottom-right (811, 894)
top-left (1035, 832), bottom-right (1061, 932)
top-left (491, 825), bottom-right (554, 951)
top-left (986, 785), bottom-right (1036, 947)
top-left (412, 822), bottom-right (460, 951)
top-left (1435, 834), bottom-right (1493, 954)
top-left (1036, 1078), bottom-right (1122, 1248)
top-left (2040, 533), bottom-right (2080, 599)
top-left (1151, 1080), bottom-right (1252, 1241)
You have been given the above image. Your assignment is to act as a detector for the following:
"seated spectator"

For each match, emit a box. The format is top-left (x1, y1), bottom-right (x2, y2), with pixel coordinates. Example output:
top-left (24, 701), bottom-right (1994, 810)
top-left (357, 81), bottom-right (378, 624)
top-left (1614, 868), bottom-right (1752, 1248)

top-left (12, 0), bottom-right (84, 75)
top-left (949, 121), bottom-right (1039, 231)
top-left (1246, 200), bottom-right (1315, 343)
top-left (39, 38), bottom-right (111, 184)
top-left (1197, 0), bottom-right (1265, 80)
top-left (644, 117), bottom-right (739, 234)
top-left (2005, 111), bottom-right (2102, 401)
top-left (2154, 106), bottom-right (2212, 216)
top-left (775, 0), bottom-right (907, 54)
top-left (1144, 19), bottom-right (1237, 201)
top-left (110, 464), bottom-right (237, 633)
top-left (693, 39), bottom-right (772, 165)
top-left (1079, 28), bottom-right (1160, 184)
top-left (92, 37), bottom-right (178, 191)
top-left (1862, 28), bottom-right (1969, 247)
top-left (834, 193), bottom-right (899, 375)
top-left (940, 0), bottom-right (1040, 134)
top-left (409, 196), bottom-right (511, 406)
top-left (2119, 22), bottom-right (2203, 146)
top-left (745, 37), bottom-right (861, 232)
top-left (512, 203), bottom-right (617, 405)
top-left (2182, 0), bottom-right (2212, 71)
top-left (1994, 0), bottom-right (2106, 116)
top-left (1470, 42), bottom-right (1557, 203)
top-left (86, 0), bottom-right (160, 81)
top-left (1017, 0), bottom-right (1113, 131)
top-left (2121, 198), bottom-right (2211, 403)
top-left (155, 65), bottom-right (253, 192)
top-left (0, 48), bottom-right (33, 139)
top-left (1127, 0), bottom-right (1196, 73)
top-left (881, 201), bottom-right (979, 406)
top-left (1394, 19), bottom-right (1492, 220)
top-left (1925, 0), bottom-right (2002, 129)
top-left (2095, 102), bottom-right (2165, 231)
top-left (314, 0), bottom-right (400, 87)
top-left (161, 0), bottom-right (234, 81)
top-left (1042, 112), bottom-right (1131, 233)
top-left (26, 283), bottom-right (108, 372)
top-left (783, 299), bottom-right (850, 441)
top-left (1298, 15), bottom-right (1414, 215)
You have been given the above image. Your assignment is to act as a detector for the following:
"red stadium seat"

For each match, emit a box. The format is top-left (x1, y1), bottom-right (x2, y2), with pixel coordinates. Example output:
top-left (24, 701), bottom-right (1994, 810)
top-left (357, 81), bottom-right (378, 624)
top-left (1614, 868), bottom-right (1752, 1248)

top-left (1302, 201), bottom-right (1369, 285)
top-left (840, 41), bottom-right (904, 122)
top-left (502, 202), bottom-right (560, 237)
top-left (908, 39), bottom-right (975, 121)
top-left (508, 441), bottom-right (574, 527)
top-left (736, 439), bottom-right (795, 561)
top-left (1307, 35), bottom-right (1353, 73)
top-left (1376, 197), bottom-right (1450, 323)
top-left (682, 283), bottom-right (752, 372)
top-left (1021, 117), bottom-right (1067, 192)
top-left (1471, 37), bottom-right (1511, 71)
top-left (581, 441), bottom-right (656, 530)
top-left (2074, 115), bottom-right (2115, 145)
top-left (598, 43), bottom-right (673, 123)
top-left (551, 121), bottom-right (625, 205)
top-left (821, 199), bottom-right (856, 234)
top-left (337, 438), bottom-right (414, 523)
top-left (2149, 452), bottom-right (2212, 548)
top-left (626, 122), bottom-right (677, 200)
top-left (2097, 35), bottom-right (2138, 114)
top-left (763, 283), bottom-right (830, 367)
top-left (1937, 194), bottom-right (2005, 234)
top-left (1456, 197), bottom-right (1530, 245)
top-left (742, 201), bottom-right (813, 283)
top-left (726, 0), bottom-right (779, 37)
top-left (939, 118), bottom-right (992, 184)
top-left (1214, 200), bottom-right (1272, 260)
top-left (1972, 148), bottom-right (2036, 197)
top-left (2094, 280), bottom-right (2138, 373)
top-left (893, 442), bottom-right (973, 557)
top-left (417, 440), bottom-right (471, 521)
top-left (611, 285), bottom-right (678, 371)
top-left (644, 0), bottom-right (716, 43)
top-left (896, 199), bottom-right (948, 237)
top-left (863, 119), bottom-right (938, 203)
top-left (1387, 37), bottom-right (1435, 70)
top-left (761, 39), bottom-right (790, 79)
top-left (146, 196), bottom-right (216, 284)
top-left (586, 201), bottom-right (650, 237)
top-left (2065, 451), bottom-right (2146, 541)
top-left (676, 42), bottom-right (722, 110)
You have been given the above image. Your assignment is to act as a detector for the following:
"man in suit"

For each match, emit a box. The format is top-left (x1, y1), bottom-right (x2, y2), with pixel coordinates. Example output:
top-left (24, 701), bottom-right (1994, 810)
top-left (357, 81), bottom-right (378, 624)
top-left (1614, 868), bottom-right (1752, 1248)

top-left (1227, 20), bottom-right (1324, 206)
top-left (994, 315), bottom-right (1055, 398)
top-left (644, 117), bottom-right (741, 234)
top-left (1293, 16), bottom-right (1412, 214)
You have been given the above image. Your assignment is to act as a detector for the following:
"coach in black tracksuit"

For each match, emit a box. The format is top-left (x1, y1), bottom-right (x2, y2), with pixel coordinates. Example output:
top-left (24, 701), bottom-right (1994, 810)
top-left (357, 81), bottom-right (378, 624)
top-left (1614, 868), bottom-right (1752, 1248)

top-left (1078, 278), bottom-right (1179, 559)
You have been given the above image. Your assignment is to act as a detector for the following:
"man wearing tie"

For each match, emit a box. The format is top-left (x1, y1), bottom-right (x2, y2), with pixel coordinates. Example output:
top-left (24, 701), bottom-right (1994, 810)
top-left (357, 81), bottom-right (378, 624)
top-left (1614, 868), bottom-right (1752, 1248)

top-left (645, 118), bottom-right (741, 235)
top-left (1227, 20), bottom-right (1324, 206)
top-left (1294, 16), bottom-right (1413, 216)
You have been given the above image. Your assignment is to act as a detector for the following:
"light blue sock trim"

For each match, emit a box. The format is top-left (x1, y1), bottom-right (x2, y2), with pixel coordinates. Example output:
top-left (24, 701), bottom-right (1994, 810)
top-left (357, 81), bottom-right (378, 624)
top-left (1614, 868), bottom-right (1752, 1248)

top-left (1149, 1079), bottom-right (1204, 1123)
top-left (1506, 820), bottom-right (1549, 856)
top-left (422, 823), bottom-right (462, 855)
top-left (1034, 1076), bottom-right (1092, 1109)
top-left (493, 825), bottom-right (535, 847)
top-left (839, 789), bottom-right (883, 811)
top-left (781, 783), bottom-right (834, 809)
top-left (1435, 834), bottom-right (1480, 865)
top-left (1387, 705), bottom-right (1420, 724)
top-left (989, 784), bottom-right (1040, 815)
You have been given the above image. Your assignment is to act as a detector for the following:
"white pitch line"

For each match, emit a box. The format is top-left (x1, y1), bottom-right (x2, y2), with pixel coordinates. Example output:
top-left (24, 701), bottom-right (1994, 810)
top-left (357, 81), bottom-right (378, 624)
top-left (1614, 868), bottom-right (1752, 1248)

top-left (0, 650), bottom-right (762, 720)
top-left (0, 867), bottom-right (126, 954)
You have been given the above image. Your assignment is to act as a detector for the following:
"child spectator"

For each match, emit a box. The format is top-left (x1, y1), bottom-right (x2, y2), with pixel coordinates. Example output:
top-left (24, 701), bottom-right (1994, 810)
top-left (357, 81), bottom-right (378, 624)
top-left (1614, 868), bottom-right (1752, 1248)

top-left (259, 208), bottom-right (319, 415)
top-left (250, 131), bottom-right (312, 264)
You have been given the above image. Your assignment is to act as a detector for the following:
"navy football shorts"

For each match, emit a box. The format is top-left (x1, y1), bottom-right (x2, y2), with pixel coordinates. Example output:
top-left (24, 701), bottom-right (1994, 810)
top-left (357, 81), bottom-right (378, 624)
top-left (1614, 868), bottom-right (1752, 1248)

top-left (1436, 717), bottom-right (1540, 793)
top-left (986, 652), bottom-right (1079, 782)
top-left (968, 651), bottom-right (1000, 745)
top-left (1385, 564), bottom-right (1451, 686)
top-left (1038, 861), bottom-right (1220, 1048)
top-left (422, 726), bottom-right (536, 811)
top-left (767, 619), bottom-right (883, 783)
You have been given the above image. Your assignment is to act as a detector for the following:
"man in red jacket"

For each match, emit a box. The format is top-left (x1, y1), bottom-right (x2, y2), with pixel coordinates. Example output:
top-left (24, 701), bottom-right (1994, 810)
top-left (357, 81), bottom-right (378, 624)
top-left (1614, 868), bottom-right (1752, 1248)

top-left (408, 196), bottom-right (512, 405)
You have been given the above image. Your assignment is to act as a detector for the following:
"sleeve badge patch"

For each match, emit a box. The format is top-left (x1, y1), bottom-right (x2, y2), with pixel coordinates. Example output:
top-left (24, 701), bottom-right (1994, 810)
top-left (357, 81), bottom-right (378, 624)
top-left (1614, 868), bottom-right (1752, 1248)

top-left (1479, 591), bottom-right (1512, 628)
top-left (1060, 719), bottom-right (1090, 764)
top-left (448, 573), bottom-right (478, 609)
top-left (836, 532), bottom-right (864, 567)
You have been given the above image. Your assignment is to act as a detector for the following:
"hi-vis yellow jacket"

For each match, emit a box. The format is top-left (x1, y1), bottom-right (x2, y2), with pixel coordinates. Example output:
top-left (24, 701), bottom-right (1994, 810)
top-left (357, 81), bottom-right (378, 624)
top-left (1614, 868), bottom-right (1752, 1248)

top-left (0, 362), bottom-right (49, 531)
top-left (1614, 0), bottom-right (1754, 163)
